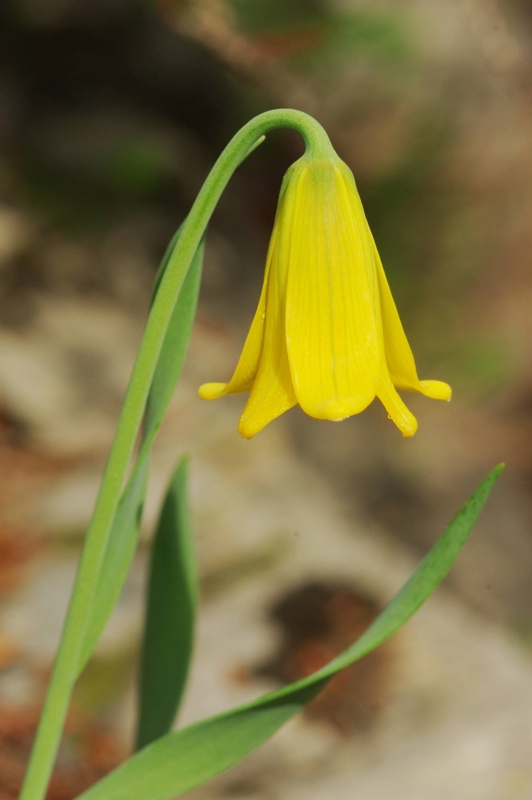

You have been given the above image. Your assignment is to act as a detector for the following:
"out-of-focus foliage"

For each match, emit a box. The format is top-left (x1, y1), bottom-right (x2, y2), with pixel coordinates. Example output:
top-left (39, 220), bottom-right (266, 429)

top-left (229, 0), bottom-right (409, 67)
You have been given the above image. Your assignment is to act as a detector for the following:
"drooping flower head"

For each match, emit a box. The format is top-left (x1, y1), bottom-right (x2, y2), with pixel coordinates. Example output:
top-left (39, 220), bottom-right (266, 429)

top-left (199, 145), bottom-right (451, 439)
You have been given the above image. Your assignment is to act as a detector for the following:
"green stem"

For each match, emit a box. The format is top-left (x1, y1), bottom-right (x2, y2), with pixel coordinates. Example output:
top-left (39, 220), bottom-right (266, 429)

top-left (19, 110), bottom-right (334, 800)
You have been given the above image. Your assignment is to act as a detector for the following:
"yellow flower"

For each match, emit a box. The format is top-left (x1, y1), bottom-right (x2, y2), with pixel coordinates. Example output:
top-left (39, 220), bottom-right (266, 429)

top-left (199, 153), bottom-right (451, 439)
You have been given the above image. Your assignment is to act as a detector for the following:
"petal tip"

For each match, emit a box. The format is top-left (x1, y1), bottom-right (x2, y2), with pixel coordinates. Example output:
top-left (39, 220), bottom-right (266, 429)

top-left (401, 418), bottom-right (418, 437)
top-left (238, 417), bottom-right (258, 439)
top-left (378, 378), bottom-right (418, 437)
top-left (418, 380), bottom-right (452, 402)
top-left (387, 410), bottom-right (417, 437)
top-left (199, 382), bottom-right (227, 400)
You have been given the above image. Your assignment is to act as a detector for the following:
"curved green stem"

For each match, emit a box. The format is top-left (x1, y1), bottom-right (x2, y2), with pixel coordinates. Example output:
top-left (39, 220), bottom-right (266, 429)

top-left (19, 110), bottom-right (334, 800)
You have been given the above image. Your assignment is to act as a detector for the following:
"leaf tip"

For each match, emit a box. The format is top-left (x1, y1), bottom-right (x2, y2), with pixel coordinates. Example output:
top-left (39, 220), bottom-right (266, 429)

top-left (177, 453), bottom-right (191, 471)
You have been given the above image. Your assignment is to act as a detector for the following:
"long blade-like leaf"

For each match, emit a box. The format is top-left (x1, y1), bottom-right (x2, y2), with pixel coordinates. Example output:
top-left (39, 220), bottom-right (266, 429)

top-left (77, 465), bottom-right (503, 800)
top-left (145, 232), bottom-right (203, 444)
top-left (77, 236), bottom-right (203, 673)
top-left (135, 457), bottom-right (197, 751)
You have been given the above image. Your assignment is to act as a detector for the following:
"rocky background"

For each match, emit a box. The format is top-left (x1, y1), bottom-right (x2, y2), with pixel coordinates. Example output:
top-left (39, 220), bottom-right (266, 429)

top-left (1, 0), bottom-right (532, 797)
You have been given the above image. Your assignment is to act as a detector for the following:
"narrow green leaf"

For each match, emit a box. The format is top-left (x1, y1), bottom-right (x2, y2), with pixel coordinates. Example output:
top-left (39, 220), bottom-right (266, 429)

top-left (77, 458), bottom-right (150, 671)
top-left (77, 236), bottom-right (203, 673)
top-left (135, 457), bottom-right (197, 751)
top-left (144, 239), bottom-right (204, 441)
top-left (77, 465), bottom-right (503, 800)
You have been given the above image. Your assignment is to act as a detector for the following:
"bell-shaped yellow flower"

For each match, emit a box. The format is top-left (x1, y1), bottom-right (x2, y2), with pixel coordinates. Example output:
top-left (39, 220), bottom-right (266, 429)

top-left (199, 153), bottom-right (451, 439)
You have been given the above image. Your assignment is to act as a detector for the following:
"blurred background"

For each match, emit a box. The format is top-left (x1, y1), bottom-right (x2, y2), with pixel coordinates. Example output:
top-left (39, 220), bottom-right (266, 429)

top-left (1, 0), bottom-right (532, 797)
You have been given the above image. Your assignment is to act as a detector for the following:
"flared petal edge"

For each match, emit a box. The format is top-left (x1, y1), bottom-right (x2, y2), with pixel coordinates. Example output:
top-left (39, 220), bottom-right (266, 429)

top-left (198, 382), bottom-right (229, 400)
top-left (377, 374), bottom-right (418, 437)
top-left (416, 379), bottom-right (452, 401)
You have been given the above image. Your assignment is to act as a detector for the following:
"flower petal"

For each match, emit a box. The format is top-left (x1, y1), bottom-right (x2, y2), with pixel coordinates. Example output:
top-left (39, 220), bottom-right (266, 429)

top-left (238, 237), bottom-right (297, 439)
top-left (197, 276), bottom-right (267, 400)
top-left (198, 217), bottom-right (281, 402)
top-left (286, 161), bottom-right (381, 421)
top-left (198, 382), bottom-right (228, 400)
top-left (418, 379), bottom-right (452, 401)
top-left (373, 243), bottom-right (419, 389)
top-left (377, 374), bottom-right (418, 437)
top-left (374, 242), bottom-right (451, 401)
top-left (236, 168), bottom-right (304, 438)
